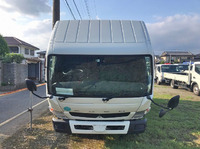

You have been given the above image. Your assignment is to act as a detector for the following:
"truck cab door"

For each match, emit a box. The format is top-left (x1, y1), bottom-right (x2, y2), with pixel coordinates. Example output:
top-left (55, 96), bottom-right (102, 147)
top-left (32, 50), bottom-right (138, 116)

top-left (193, 64), bottom-right (200, 86)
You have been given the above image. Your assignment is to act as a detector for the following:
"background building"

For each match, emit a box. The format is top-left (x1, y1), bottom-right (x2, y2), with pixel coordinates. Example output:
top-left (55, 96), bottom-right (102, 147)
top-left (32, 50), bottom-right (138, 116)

top-left (160, 51), bottom-right (194, 63)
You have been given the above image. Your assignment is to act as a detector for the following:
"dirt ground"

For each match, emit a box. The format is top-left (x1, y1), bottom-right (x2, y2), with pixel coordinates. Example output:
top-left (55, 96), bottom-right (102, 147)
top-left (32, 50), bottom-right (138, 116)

top-left (154, 84), bottom-right (200, 101)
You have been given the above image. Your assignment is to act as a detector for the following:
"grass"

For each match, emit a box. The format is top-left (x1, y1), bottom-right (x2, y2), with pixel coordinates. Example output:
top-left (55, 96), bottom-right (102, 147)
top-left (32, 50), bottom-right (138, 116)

top-left (2, 85), bottom-right (200, 149)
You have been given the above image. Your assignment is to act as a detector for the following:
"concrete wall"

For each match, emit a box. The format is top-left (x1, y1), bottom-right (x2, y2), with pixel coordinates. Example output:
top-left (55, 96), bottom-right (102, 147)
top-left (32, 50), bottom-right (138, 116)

top-left (0, 60), bottom-right (2, 86)
top-left (0, 62), bottom-right (28, 91)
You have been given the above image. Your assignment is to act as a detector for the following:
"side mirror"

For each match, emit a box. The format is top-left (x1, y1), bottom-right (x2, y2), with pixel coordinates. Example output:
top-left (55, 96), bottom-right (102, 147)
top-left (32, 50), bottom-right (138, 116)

top-left (168, 95), bottom-right (180, 109)
top-left (26, 79), bottom-right (37, 92)
top-left (25, 79), bottom-right (51, 99)
top-left (159, 109), bottom-right (167, 118)
top-left (159, 95), bottom-right (180, 118)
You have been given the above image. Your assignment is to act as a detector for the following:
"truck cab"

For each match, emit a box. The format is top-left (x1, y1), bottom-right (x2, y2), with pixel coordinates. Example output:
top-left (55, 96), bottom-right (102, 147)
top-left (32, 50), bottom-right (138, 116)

top-left (163, 62), bottom-right (200, 95)
top-left (189, 62), bottom-right (200, 95)
top-left (46, 20), bottom-right (154, 134)
top-left (155, 64), bottom-right (181, 85)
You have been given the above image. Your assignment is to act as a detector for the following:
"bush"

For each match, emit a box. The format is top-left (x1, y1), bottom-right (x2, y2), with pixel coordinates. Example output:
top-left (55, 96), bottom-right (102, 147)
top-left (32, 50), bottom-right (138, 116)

top-left (160, 60), bottom-right (165, 64)
top-left (2, 53), bottom-right (25, 64)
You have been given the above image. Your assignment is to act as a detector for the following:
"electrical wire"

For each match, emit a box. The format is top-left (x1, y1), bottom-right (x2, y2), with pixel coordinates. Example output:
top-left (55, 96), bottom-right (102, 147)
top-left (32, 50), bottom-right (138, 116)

top-left (73, 0), bottom-right (82, 20)
top-left (64, 0), bottom-right (76, 20)
top-left (84, 0), bottom-right (91, 19)
top-left (93, 0), bottom-right (98, 18)
top-left (79, 0), bottom-right (87, 19)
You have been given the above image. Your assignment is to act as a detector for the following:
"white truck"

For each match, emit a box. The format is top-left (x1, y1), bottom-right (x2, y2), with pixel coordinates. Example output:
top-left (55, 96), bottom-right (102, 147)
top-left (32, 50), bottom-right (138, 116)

top-left (155, 64), bottom-right (188, 85)
top-left (26, 20), bottom-right (179, 134)
top-left (164, 62), bottom-right (200, 96)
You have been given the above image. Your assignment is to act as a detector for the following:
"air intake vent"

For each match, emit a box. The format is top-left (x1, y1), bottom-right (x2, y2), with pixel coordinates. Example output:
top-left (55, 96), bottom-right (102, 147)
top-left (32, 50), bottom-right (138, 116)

top-left (69, 112), bottom-right (130, 118)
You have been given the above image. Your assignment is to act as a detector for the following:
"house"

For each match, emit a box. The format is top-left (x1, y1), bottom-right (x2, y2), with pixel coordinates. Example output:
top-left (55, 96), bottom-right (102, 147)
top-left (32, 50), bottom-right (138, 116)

top-left (194, 53), bottom-right (200, 61)
top-left (3, 36), bottom-right (43, 82)
top-left (160, 51), bottom-right (194, 63)
top-left (4, 37), bottom-right (39, 59)
top-left (37, 50), bottom-right (46, 59)
top-left (37, 51), bottom-right (46, 82)
top-left (154, 55), bottom-right (161, 64)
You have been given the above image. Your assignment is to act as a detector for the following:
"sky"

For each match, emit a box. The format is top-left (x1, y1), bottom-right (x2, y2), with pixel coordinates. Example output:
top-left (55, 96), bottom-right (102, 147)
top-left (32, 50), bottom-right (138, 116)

top-left (0, 0), bottom-right (200, 55)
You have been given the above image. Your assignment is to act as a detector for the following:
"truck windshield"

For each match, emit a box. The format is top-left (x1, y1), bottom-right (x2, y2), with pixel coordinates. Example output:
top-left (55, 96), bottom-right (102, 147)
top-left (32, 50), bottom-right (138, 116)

top-left (47, 55), bottom-right (153, 97)
top-left (177, 65), bottom-right (189, 71)
top-left (161, 65), bottom-right (187, 72)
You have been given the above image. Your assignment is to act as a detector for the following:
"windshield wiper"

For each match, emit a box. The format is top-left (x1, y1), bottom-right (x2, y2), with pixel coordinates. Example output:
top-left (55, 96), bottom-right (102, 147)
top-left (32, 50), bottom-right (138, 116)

top-left (102, 97), bottom-right (113, 102)
top-left (57, 95), bottom-right (73, 101)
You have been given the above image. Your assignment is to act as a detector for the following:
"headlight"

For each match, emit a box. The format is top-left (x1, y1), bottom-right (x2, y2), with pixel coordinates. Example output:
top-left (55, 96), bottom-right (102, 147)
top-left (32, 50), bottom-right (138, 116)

top-left (133, 111), bottom-right (145, 119)
top-left (49, 107), bottom-right (67, 119)
top-left (133, 108), bottom-right (151, 119)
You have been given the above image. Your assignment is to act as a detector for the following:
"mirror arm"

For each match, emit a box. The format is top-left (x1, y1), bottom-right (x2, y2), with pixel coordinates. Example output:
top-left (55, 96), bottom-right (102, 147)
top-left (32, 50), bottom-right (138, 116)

top-left (147, 96), bottom-right (169, 110)
top-left (31, 91), bottom-right (52, 99)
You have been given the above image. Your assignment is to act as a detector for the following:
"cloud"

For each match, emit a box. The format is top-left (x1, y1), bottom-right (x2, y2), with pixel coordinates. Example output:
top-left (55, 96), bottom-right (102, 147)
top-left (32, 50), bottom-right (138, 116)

top-left (0, 8), bottom-right (52, 50)
top-left (147, 14), bottom-right (200, 54)
top-left (22, 19), bottom-right (52, 50)
top-left (0, 0), bottom-right (52, 51)
top-left (96, 15), bottom-right (100, 20)
top-left (0, 0), bottom-right (51, 17)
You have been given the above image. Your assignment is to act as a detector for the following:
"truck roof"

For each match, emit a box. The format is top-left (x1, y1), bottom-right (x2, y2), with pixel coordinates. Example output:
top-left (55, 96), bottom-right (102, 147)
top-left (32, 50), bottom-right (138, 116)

top-left (47, 20), bottom-right (153, 55)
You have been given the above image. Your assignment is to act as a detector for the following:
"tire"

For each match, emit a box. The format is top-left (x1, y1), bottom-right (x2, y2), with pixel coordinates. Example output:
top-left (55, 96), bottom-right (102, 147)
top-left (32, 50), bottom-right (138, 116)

top-left (156, 79), bottom-right (161, 85)
top-left (193, 84), bottom-right (200, 96)
top-left (170, 80), bottom-right (178, 89)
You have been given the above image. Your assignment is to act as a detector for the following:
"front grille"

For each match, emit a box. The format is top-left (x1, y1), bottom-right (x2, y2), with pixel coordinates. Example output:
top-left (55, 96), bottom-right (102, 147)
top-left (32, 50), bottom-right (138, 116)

top-left (74, 125), bottom-right (125, 130)
top-left (106, 125), bottom-right (125, 130)
top-left (69, 112), bottom-right (130, 118)
top-left (74, 125), bottom-right (93, 130)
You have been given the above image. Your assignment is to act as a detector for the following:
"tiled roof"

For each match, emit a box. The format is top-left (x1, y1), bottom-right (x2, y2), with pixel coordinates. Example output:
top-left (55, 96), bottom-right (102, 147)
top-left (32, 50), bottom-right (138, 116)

top-left (37, 51), bottom-right (46, 55)
top-left (161, 51), bottom-right (194, 57)
top-left (4, 37), bottom-right (39, 50)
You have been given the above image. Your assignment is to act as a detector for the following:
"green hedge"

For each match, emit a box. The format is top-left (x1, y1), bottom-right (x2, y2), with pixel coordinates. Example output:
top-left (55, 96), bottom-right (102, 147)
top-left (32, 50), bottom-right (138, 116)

top-left (2, 53), bottom-right (25, 64)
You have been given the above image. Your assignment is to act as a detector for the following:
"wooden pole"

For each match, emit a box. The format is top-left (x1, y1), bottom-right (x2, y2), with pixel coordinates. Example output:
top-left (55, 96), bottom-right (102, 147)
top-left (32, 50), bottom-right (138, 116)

top-left (53, 0), bottom-right (60, 29)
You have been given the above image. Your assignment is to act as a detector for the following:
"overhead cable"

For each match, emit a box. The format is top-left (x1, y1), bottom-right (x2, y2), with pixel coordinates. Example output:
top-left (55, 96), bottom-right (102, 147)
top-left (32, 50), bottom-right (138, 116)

top-left (73, 0), bottom-right (82, 20)
top-left (64, 0), bottom-right (76, 20)
top-left (84, 0), bottom-right (91, 19)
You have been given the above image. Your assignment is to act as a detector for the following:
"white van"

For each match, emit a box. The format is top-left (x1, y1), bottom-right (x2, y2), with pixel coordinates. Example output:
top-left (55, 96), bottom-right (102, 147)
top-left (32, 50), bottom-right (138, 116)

top-left (26, 20), bottom-right (179, 134)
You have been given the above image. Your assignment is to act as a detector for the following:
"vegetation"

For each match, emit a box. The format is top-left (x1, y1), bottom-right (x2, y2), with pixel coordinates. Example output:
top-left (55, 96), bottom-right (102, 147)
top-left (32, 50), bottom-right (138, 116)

top-left (2, 53), bottom-right (25, 64)
top-left (2, 85), bottom-right (200, 149)
top-left (0, 34), bottom-right (9, 58)
top-left (160, 60), bottom-right (165, 64)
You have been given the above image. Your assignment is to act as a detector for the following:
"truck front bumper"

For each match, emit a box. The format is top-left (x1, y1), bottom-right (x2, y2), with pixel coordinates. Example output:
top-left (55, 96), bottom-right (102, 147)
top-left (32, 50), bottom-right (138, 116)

top-left (52, 117), bottom-right (147, 134)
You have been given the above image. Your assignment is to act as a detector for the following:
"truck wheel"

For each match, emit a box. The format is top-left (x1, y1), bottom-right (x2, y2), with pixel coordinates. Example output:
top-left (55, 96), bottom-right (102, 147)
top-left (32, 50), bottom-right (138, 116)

top-left (193, 84), bottom-right (200, 96)
top-left (156, 79), bottom-right (161, 85)
top-left (170, 80), bottom-right (178, 89)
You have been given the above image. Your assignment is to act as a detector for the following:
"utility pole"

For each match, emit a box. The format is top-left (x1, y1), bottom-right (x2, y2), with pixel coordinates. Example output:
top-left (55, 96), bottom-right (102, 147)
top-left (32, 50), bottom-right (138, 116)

top-left (53, 0), bottom-right (60, 29)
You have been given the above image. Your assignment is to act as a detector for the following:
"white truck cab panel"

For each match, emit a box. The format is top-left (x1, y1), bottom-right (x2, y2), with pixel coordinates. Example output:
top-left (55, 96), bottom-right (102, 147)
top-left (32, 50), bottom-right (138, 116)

top-left (46, 20), bottom-right (154, 134)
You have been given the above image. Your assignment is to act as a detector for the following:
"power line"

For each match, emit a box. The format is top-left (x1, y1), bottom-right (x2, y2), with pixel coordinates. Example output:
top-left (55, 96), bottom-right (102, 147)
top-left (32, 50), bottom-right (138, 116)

top-left (73, 0), bottom-right (82, 20)
top-left (84, 0), bottom-right (91, 19)
top-left (64, 0), bottom-right (76, 20)
top-left (93, 0), bottom-right (97, 18)
top-left (79, 0), bottom-right (88, 19)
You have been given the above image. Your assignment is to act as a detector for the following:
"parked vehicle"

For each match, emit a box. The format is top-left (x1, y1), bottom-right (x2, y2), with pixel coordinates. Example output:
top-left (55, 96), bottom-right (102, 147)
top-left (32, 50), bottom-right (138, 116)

top-left (155, 64), bottom-right (187, 85)
top-left (164, 62), bottom-right (200, 96)
top-left (26, 20), bottom-right (179, 134)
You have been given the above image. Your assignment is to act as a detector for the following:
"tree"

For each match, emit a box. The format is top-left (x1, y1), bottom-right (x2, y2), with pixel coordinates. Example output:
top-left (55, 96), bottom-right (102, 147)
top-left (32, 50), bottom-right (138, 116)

top-left (0, 34), bottom-right (9, 58)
